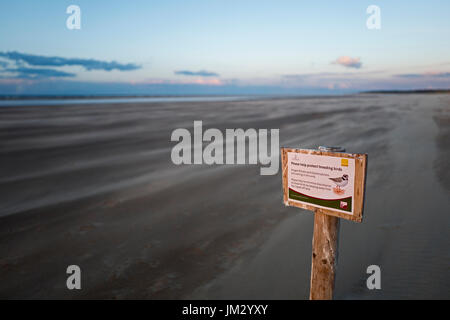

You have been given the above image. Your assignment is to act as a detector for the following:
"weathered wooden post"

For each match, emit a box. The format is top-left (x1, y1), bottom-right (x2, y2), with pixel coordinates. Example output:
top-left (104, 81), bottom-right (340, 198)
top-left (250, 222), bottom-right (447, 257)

top-left (310, 208), bottom-right (340, 299)
top-left (281, 146), bottom-right (367, 300)
top-left (309, 146), bottom-right (344, 300)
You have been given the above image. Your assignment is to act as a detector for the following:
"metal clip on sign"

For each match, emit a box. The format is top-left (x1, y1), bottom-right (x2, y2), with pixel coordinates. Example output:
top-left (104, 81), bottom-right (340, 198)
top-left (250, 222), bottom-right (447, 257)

top-left (318, 146), bottom-right (346, 153)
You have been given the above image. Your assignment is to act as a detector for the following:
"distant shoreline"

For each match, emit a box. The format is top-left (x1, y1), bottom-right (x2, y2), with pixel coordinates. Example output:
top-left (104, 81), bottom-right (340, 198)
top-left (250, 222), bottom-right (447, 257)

top-left (0, 89), bottom-right (449, 100)
top-left (360, 89), bottom-right (450, 94)
top-left (0, 94), bottom-right (245, 101)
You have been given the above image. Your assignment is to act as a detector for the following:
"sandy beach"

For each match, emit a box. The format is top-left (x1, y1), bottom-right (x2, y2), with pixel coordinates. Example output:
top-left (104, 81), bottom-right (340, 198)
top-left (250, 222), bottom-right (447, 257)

top-left (0, 94), bottom-right (449, 299)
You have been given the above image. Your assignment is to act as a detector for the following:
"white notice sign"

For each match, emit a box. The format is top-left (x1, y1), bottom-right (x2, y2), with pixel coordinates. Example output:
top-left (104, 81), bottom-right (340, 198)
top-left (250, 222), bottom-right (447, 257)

top-left (287, 152), bottom-right (356, 215)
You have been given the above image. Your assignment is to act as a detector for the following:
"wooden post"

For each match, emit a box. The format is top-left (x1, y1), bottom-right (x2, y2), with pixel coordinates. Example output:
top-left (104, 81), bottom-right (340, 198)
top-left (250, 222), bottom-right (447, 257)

top-left (309, 209), bottom-right (340, 300)
top-left (281, 146), bottom-right (367, 299)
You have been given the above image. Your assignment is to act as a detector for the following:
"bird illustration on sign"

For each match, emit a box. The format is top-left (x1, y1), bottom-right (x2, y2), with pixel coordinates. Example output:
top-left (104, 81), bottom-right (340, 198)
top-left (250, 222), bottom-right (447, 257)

top-left (329, 174), bottom-right (348, 195)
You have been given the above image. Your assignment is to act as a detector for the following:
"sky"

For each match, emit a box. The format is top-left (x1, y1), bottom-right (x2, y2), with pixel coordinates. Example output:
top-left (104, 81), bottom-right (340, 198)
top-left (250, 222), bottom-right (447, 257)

top-left (0, 0), bottom-right (449, 95)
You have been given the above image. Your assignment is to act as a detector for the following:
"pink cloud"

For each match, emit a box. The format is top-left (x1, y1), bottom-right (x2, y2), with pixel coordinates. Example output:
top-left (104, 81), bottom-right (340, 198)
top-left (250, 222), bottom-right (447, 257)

top-left (332, 56), bottom-right (362, 69)
top-left (131, 78), bottom-right (224, 86)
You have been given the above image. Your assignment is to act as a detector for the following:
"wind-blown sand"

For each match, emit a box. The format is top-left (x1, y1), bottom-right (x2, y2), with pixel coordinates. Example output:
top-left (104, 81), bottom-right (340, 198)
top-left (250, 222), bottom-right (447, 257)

top-left (0, 94), bottom-right (449, 299)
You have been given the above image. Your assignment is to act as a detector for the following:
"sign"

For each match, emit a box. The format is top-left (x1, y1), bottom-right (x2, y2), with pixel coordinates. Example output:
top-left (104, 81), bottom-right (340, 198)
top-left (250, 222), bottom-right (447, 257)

top-left (281, 148), bottom-right (367, 222)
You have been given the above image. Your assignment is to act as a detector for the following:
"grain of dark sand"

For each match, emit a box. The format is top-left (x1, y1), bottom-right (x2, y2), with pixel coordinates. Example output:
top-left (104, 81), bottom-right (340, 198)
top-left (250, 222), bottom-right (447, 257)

top-left (0, 94), bottom-right (449, 299)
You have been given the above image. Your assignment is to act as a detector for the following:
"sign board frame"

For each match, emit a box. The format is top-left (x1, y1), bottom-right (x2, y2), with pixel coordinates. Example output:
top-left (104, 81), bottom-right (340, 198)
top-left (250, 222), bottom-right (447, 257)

top-left (281, 147), bottom-right (368, 222)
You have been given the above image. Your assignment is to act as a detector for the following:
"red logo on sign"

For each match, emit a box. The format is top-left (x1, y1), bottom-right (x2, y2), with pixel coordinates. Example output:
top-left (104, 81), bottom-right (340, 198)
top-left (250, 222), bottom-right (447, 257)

top-left (340, 201), bottom-right (348, 209)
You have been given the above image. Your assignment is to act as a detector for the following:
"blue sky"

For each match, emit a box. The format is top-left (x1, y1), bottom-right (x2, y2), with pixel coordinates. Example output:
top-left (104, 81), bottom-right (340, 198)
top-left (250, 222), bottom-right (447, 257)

top-left (0, 0), bottom-right (449, 95)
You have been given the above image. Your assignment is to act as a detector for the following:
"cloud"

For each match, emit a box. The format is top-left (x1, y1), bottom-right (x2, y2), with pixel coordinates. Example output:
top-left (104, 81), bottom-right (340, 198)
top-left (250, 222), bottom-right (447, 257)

top-left (395, 74), bottom-right (423, 78)
top-left (142, 78), bottom-right (223, 85)
top-left (395, 72), bottom-right (450, 78)
top-left (332, 56), bottom-right (362, 69)
top-left (283, 72), bottom-right (356, 79)
top-left (174, 70), bottom-right (219, 77)
top-left (0, 51), bottom-right (141, 71)
top-left (2, 67), bottom-right (76, 79)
